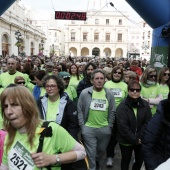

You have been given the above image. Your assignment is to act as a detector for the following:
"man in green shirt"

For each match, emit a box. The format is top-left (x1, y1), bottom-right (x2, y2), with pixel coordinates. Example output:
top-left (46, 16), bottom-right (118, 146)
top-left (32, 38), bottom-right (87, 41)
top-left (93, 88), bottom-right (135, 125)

top-left (0, 58), bottom-right (29, 91)
top-left (78, 69), bottom-right (116, 170)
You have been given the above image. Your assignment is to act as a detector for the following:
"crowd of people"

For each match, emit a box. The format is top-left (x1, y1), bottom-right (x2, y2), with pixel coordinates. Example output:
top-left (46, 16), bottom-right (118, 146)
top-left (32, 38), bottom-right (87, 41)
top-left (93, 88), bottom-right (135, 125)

top-left (0, 54), bottom-right (170, 170)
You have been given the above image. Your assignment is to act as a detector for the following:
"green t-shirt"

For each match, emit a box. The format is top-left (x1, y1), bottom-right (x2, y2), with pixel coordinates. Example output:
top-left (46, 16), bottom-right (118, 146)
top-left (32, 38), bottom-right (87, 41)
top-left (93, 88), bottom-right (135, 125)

top-left (2, 122), bottom-right (76, 170)
top-left (46, 98), bottom-right (60, 121)
top-left (64, 86), bottom-right (77, 101)
top-left (0, 71), bottom-right (29, 88)
top-left (69, 75), bottom-right (81, 90)
top-left (104, 80), bottom-right (127, 107)
top-left (40, 87), bottom-right (46, 97)
top-left (85, 89), bottom-right (109, 128)
top-left (140, 83), bottom-right (161, 115)
top-left (159, 84), bottom-right (169, 99)
top-left (26, 81), bottom-right (35, 92)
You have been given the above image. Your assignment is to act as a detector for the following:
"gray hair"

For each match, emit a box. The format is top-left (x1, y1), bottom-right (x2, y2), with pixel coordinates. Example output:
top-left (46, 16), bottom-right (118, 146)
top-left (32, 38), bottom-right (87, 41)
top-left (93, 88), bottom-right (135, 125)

top-left (91, 69), bottom-right (106, 80)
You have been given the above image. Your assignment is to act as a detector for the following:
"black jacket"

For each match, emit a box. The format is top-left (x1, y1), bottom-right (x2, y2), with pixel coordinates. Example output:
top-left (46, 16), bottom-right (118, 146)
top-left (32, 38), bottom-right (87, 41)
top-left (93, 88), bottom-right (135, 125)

top-left (116, 95), bottom-right (152, 145)
top-left (77, 78), bottom-right (92, 98)
top-left (142, 99), bottom-right (170, 170)
top-left (37, 92), bottom-right (79, 141)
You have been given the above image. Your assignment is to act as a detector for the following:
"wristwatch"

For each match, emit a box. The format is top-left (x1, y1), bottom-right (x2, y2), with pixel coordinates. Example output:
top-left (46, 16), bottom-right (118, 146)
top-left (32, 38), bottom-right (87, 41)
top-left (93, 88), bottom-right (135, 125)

top-left (56, 155), bottom-right (61, 164)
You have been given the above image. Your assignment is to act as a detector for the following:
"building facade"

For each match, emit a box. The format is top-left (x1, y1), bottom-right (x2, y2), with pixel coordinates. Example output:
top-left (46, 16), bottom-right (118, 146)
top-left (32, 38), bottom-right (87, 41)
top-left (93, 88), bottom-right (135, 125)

top-left (65, 10), bottom-right (129, 58)
top-left (0, 0), bottom-right (46, 57)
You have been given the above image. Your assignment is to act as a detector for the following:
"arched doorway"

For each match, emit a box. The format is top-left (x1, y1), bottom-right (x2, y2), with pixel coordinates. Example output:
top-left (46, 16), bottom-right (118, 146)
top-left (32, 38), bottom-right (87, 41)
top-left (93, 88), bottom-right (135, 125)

top-left (69, 47), bottom-right (77, 57)
top-left (115, 48), bottom-right (123, 58)
top-left (103, 48), bottom-right (111, 57)
top-left (2, 34), bottom-right (9, 57)
top-left (92, 47), bottom-right (100, 57)
top-left (81, 47), bottom-right (89, 56)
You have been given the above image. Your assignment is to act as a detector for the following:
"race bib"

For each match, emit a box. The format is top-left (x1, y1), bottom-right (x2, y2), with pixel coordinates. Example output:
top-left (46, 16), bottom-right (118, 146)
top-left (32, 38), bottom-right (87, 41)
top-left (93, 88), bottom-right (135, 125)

top-left (111, 88), bottom-right (122, 97)
top-left (90, 99), bottom-right (106, 111)
top-left (8, 141), bottom-right (34, 170)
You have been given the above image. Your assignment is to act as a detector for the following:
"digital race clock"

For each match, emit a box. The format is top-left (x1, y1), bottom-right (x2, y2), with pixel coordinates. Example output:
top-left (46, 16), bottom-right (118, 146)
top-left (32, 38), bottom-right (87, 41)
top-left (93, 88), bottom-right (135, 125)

top-left (55, 11), bottom-right (87, 21)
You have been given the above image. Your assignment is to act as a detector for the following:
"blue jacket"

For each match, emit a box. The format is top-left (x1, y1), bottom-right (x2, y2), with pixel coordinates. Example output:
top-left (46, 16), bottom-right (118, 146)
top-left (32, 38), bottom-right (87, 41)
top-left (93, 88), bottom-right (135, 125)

top-left (142, 99), bottom-right (170, 170)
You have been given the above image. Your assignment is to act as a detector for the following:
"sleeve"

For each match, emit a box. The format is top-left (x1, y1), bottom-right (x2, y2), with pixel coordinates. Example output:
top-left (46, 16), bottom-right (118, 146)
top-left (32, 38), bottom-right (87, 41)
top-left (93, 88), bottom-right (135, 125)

top-left (137, 103), bottom-right (152, 139)
top-left (76, 80), bottom-right (84, 98)
top-left (142, 112), bottom-right (163, 170)
top-left (149, 95), bottom-right (163, 106)
top-left (53, 124), bottom-right (77, 152)
top-left (70, 86), bottom-right (78, 104)
top-left (107, 90), bottom-right (116, 128)
top-left (77, 92), bottom-right (85, 127)
top-left (65, 101), bottom-right (79, 141)
top-left (116, 104), bottom-right (139, 145)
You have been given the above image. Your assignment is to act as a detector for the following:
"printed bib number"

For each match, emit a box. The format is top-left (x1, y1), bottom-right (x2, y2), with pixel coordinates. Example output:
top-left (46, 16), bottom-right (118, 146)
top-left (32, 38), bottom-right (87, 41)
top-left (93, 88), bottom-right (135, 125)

top-left (90, 99), bottom-right (106, 111)
top-left (8, 141), bottom-right (34, 170)
top-left (111, 88), bottom-right (122, 97)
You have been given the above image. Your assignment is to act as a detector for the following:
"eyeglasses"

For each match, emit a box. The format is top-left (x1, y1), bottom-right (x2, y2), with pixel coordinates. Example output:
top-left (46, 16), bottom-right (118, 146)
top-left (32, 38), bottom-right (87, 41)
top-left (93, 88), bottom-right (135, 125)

top-left (63, 77), bottom-right (70, 80)
top-left (129, 88), bottom-right (141, 92)
top-left (163, 73), bottom-right (170, 76)
top-left (114, 71), bottom-right (121, 75)
top-left (149, 75), bottom-right (157, 78)
top-left (17, 81), bottom-right (25, 85)
top-left (45, 84), bottom-right (57, 89)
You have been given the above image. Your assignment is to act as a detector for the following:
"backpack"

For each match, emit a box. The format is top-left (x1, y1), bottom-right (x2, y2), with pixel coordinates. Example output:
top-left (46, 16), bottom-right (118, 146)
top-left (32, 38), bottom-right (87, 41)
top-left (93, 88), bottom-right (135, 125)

top-left (37, 121), bottom-right (53, 170)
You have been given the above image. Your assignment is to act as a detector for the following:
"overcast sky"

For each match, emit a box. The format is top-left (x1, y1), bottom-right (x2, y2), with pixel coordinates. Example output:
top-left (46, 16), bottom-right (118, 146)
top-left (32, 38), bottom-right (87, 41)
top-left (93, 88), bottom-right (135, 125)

top-left (20, 0), bottom-right (141, 21)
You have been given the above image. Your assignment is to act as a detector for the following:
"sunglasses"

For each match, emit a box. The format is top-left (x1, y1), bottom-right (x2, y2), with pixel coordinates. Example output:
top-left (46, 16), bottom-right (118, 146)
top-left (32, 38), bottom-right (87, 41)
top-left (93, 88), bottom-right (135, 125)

top-left (163, 73), bottom-right (170, 76)
top-left (63, 77), bottom-right (70, 80)
top-left (129, 88), bottom-right (141, 92)
top-left (149, 75), bottom-right (157, 78)
top-left (114, 71), bottom-right (121, 75)
top-left (17, 81), bottom-right (25, 85)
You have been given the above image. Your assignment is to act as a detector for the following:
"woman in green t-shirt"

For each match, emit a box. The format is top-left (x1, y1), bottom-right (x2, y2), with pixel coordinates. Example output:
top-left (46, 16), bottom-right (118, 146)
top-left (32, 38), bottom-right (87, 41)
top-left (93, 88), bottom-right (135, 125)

top-left (140, 67), bottom-right (163, 115)
top-left (116, 80), bottom-right (152, 170)
top-left (0, 86), bottom-right (86, 170)
top-left (69, 64), bottom-right (82, 90)
top-left (158, 67), bottom-right (170, 99)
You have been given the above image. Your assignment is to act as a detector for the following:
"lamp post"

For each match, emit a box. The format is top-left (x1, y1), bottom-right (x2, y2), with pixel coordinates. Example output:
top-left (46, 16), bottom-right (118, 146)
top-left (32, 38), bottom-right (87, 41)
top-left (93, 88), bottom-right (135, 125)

top-left (15, 30), bottom-right (22, 55)
top-left (41, 39), bottom-right (44, 54)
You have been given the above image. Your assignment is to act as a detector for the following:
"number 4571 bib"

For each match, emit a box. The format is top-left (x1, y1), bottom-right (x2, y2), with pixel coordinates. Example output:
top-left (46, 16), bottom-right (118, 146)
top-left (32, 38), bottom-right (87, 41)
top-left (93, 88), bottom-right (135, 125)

top-left (90, 99), bottom-right (107, 111)
top-left (8, 141), bottom-right (34, 170)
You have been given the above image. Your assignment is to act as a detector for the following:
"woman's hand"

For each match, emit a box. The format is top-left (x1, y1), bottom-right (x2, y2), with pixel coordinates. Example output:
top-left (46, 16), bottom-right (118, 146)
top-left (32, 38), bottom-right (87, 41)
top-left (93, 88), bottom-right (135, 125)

top-left (31, 152), bottom-right (56, 168)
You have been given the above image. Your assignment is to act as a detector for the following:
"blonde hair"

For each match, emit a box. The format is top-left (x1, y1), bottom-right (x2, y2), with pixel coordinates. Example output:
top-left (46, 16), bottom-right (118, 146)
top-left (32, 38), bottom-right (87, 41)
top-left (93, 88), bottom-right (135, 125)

top-left (1, 86), bottom-right (40, 152)
top-left (140, 67), bottom-right (157, 84)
